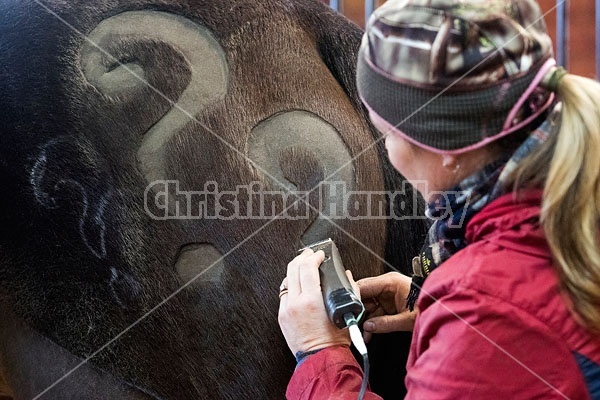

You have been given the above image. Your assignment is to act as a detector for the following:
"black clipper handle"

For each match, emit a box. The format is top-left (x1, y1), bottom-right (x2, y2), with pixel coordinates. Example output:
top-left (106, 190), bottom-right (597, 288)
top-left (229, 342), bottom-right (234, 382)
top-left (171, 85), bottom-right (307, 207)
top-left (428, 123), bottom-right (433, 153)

top-left (299, 238), bottom-right (364, 328)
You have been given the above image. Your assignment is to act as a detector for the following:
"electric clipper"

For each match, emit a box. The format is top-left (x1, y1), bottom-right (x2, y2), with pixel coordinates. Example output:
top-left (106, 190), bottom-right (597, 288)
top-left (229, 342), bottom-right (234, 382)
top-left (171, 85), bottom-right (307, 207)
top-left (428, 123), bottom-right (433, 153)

top-left (298, 238), bottom-right (369, 399)
top-left (299, 238), bottom-right (364, 328)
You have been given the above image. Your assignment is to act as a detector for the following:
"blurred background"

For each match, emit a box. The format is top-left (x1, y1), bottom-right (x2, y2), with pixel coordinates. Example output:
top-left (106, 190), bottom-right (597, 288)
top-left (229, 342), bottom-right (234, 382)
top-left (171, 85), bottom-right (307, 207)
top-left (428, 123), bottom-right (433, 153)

top-left (326, 0), bottom-right (599, 79)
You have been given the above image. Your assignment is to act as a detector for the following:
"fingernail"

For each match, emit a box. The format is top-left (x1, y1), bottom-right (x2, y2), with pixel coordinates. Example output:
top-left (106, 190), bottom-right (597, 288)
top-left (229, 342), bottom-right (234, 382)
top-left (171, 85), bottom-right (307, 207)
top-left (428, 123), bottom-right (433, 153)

top-left (363, 332), bottom-right (371, 344)
top-left (364, 321), bottom-right (374, 331)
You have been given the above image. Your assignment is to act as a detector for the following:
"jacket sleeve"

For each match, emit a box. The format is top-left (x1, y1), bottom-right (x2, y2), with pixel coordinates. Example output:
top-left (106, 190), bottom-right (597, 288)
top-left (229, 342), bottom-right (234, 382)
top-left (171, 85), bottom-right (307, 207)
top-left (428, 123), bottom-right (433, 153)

top-left (286, 345), bottom-right (383, 400)
top-left (405, 286), bottom-right (590, 400)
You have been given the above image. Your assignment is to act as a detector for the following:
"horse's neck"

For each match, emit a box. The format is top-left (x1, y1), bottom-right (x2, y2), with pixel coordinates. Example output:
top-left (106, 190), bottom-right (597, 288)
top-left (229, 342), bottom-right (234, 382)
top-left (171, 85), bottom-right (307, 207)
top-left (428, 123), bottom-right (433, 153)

top-left (0, 302), bottom-right (159, 400)
top-left (0, 369), bottom-right (12, 400)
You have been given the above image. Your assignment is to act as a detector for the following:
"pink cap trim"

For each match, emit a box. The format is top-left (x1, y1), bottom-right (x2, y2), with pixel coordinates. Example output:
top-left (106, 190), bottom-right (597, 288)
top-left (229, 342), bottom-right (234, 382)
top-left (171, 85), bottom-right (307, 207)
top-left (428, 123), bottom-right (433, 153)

top-left (361, 58), bottom-right (557, 155)
top-left (363, 101), bottom-right (461, 155)
top-left (502, 58), bottom-right (556, 131)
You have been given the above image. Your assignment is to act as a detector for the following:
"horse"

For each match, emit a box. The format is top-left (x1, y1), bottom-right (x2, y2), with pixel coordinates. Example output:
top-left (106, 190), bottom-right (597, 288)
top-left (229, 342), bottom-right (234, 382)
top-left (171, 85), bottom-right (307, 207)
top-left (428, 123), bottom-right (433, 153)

top-left (0, 0), bottom-right (427, 398)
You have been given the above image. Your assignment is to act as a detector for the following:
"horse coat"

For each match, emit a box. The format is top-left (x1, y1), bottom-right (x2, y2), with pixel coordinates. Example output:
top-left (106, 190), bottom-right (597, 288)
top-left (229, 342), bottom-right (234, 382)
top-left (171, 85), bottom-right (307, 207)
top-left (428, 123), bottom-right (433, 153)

top-left (0, 0), bottom-right (426, 398)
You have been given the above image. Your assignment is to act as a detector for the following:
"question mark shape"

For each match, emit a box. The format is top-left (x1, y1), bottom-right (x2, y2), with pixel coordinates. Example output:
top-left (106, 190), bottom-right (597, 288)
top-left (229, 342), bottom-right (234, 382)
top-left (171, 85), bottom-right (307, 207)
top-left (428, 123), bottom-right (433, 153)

top-left (248, 110), bottom-right (356, 244)
top-left (80, 11), bottom-right (229, 190)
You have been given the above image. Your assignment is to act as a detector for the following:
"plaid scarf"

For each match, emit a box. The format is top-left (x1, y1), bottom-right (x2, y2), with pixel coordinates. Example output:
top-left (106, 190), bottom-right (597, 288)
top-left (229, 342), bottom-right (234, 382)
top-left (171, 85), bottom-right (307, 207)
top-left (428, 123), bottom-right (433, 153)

top-left (406, 103), bottom-right (561, 311)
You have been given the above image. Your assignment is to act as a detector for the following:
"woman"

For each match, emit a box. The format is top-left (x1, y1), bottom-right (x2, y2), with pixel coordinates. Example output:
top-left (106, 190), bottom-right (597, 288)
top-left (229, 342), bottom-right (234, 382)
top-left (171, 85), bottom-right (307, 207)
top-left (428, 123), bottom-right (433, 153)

top-left (278, 0), bottom-right (600, 398)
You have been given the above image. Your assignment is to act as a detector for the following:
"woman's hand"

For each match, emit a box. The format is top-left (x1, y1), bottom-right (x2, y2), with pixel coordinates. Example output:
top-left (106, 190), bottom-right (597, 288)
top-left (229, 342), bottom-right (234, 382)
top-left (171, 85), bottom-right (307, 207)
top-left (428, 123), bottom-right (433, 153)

top-left (357, 272), bottom-right (416, 342)
top-left (278, 249), bottom-right (351, 355)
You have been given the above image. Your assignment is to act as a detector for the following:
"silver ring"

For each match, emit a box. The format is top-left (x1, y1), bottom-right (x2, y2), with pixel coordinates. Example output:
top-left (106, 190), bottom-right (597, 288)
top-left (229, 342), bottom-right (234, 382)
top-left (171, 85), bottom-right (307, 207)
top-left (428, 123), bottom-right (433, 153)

top-left (278, 289), bottom-right (289, 299)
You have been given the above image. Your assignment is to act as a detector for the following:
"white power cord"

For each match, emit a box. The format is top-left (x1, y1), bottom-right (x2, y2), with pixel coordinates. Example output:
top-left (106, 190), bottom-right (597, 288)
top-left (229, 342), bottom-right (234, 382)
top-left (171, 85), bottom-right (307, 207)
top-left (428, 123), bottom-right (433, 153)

top-left (345, 314), bottom-right (369, 400)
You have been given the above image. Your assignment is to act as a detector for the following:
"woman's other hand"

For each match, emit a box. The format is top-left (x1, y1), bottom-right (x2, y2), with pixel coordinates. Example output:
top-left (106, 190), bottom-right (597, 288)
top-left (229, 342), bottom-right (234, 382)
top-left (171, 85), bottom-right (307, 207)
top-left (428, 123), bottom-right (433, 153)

top-left (278, 249), bottom-right (351, 355)
top-left (357, 272), bottom-right (416, 342)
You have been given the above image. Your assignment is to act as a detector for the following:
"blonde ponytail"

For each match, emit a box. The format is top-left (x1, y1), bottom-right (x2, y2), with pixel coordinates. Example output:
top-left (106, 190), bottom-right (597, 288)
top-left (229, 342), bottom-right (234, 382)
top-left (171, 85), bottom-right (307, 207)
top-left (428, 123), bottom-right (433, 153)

top-left (542, 74), bottom-right (600, 331)
top-left (514, 74), bottom-right (600, 332)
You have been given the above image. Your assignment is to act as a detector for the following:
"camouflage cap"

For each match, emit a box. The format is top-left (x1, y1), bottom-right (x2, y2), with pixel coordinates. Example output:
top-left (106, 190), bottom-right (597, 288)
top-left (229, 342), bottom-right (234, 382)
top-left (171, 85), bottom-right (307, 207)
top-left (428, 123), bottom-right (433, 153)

top-left (357, 0), bottom-right (556, 153)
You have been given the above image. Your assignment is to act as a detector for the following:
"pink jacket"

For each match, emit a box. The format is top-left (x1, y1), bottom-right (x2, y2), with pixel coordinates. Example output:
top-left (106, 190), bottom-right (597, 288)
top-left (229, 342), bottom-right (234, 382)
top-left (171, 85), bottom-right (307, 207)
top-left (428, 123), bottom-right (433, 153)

top-left (286, 191), bottom-right (600, 399)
